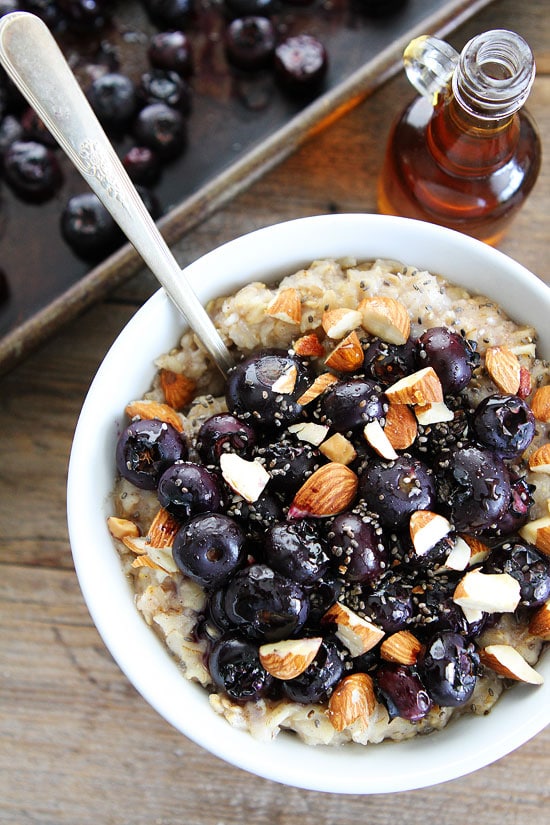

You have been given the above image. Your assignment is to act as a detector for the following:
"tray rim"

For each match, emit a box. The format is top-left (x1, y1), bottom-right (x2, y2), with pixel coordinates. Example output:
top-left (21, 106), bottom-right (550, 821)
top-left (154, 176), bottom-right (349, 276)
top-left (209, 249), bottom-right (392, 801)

top-left (0, 0), bottom-right (495, 377)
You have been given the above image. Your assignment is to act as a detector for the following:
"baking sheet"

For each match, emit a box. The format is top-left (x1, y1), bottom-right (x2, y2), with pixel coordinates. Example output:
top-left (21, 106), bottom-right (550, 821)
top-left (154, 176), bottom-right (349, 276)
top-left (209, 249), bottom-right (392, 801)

top-left (0, 0), bottom-right (494, 375)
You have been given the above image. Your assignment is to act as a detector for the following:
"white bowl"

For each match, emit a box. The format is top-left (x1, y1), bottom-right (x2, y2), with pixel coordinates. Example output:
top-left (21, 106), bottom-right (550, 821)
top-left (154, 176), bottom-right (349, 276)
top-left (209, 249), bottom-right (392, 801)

top-left (67, 214), bottom-right (550, 794)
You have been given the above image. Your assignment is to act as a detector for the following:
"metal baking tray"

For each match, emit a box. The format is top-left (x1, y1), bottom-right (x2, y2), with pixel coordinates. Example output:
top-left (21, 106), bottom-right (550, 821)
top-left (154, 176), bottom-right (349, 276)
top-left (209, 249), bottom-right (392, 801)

top-left (0, 0), bottom-right (493, 375)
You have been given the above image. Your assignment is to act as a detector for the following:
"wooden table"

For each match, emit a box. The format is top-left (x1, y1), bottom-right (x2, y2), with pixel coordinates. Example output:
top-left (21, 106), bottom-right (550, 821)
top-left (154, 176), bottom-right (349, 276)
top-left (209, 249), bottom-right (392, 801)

top-left (1, 0), bottom-right (549, 821)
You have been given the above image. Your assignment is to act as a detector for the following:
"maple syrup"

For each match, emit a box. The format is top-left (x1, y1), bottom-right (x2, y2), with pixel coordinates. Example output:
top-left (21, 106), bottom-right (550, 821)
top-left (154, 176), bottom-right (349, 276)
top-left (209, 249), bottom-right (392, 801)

top-left (378, 30), bottom-right (541, 244)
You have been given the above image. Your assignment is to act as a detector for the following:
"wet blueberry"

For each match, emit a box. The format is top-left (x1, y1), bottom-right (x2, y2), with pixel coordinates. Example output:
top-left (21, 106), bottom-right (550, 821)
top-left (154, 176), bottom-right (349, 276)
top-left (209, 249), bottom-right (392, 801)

top-left (282, 637), bottom-right (344, 704)
top-left (57, 0), bottom-right (112, 32)
top-left (208, 632), bottom-right (274, 701)
top-left (143, 0), bottom-right (195, 28)
top-left (256, 433), bottom-right (322, 496)
top-left (133, 103), bottom-right (187, 161)
top-left (86, 73), bottom-right (137, 132)
top-left (317, 377), bottom-right (385, 433)
top-left (60, 192), bottom-right (123, 260)
top-left (138, 69), bottom-right (192, 115)
top-left (358, 454), bottom-right (436, 529)
top-left (274, 34), bottom-right (328, 97)
top-left (122, 146), bottom-right (161, 187)
top-left (222, 563), bottom-right (309, 641)
top-left (3, 140), bottom-right (63, 202)
top-left (225, 16), bottom-right (276, 71)
top-left (375, 662), bottom-right (432, 721)
top-left (416, 327), bottom-right (478, 395)
top-left (363, 337), bottom-right (416, 385)
top-left (264, 520), bottom-right (329, 584)
top-left (362, 572), bottom-right (414, 633)
top-left (115, 418), bottom-right (187, 490)
top-left (157, 460), bottom-right (223, 520)
top-left (472, 393), bottom-right (536, 459)
top-left (419, 631), bottom-right (479, 707)
top-left (172, 512), bottom-right (247, 588)
top-left (485, 541), bottom-right (550, 607)
top-left (487, 473), bottom-right (534, 536)
top-left (197, 413), bottom-right (257, 465)
top-left (327, 507), bottom-right (388, 584)
top-left (148, 30), bottom-right (194, 77)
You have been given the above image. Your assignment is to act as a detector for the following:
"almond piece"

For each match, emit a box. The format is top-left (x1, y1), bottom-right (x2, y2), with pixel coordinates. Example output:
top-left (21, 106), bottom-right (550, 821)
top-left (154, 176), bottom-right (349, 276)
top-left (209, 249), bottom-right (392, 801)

top-left (159, 369), bottom-right (196, 410)
top-left (121, 535), bottom-right (150, 555)
top-left (259, 637), bottom-right (322, 680)
top-left (131, 554), bottom-right (167, 572)
top-left (363, 420), bottom-right (398, 460)
top-left (107, 516), bottom-right (140, 540)
top-left (528, 443), bottom-right (550, 474)
top-left (529, 600), bottom-right (550, 640)
top-left (271, 365), bottom-right (297, 394)
top-left (383, 402), bottom-right (417, 450)
top-left (485, 346), bottom-right (521, 394)
top-left (293, 333), bottom-right (325, 358)
top-left (322, 307), bottom-right (362, 340)
top-left (380, 630), bottom-right (424, 665)
top-left (518, 366), bottom-right (532, 400)
top-left (384, 367), bottom-right (443, 407)
top-left (125, 399), bottom-right (184, 432)
top-left (359, 296), bottom-right (411, 345)
top-left (519, 515), bottom-right (550, 556)
top-left (442, 536), bottom-right (471, 572)
top-left (148, 507), bottom-right (180, 548)
top-left (288, 463), bottom-right (358, 518)
top-left (478, 644), bottom-right (544, 685)
top-left (323, 602), bottom-right (385, 656)
top-left (409, 510), bottom-right (452, 556)
top-left (328, 672), bottom-right (376, 732)
top-left (296, 372), bottom-right (338, 406)
top-left (324, 330), bottom-right (364, 373)
top-left (319, 433), bottom-right (357, 465)
top-left (453, 569), bottom-right (521, 613)
top-left (460, 534), bottom-right (492, 566)
top-left (287, 422), bottom-right (329, 446)
top-left (219, 453), bottom-right (270, 502)
top-left (414, 400), bottom-right (454, 426)
top-left (265, 287), bottom-right (301, 324)
top-left (531, 385), bottom-right (550, 422)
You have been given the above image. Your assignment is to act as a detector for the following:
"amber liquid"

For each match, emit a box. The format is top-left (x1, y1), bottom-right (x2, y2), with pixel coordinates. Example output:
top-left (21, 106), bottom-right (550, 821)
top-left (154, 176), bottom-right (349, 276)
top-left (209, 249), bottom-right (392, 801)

top-left (378, 94), bottom-right (541, 245)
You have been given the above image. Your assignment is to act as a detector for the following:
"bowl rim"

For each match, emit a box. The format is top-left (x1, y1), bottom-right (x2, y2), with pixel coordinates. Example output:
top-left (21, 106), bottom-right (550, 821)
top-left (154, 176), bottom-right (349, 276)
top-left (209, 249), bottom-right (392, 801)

top-left (67, 214), bottom-right (550, 794)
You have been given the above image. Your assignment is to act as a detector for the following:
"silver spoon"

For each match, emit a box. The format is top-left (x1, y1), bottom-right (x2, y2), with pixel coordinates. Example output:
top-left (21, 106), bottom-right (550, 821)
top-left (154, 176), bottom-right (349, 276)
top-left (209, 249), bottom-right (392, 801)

top-left (0, 11), bottom-right (234, 375)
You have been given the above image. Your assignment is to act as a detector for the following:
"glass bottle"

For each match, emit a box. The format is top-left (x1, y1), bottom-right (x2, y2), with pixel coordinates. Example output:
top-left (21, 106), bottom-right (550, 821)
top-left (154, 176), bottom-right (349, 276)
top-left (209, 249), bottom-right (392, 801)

top-left (377, 29), bottom-right (541, 245)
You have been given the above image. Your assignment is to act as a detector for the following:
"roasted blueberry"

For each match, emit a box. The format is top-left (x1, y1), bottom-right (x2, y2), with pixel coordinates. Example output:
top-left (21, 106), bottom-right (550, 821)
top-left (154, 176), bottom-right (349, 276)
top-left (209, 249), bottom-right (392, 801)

top-left (172, 512), bottom-right (247, 588)
top-left (60, 192), bottom-right (123, 260)
top-left (148, 30), bottom-right (194, 77)
top-left (115, 418), bottom-right (187, 490)
top-left (413, 394), bottom-right (471, 458)
top-left (222, 563), bottom-right (309, 641)
top-left (416, 327), bottom-right (478, 395)
top-left (225, 349), bottom-right (312, 429)
top-left (122, 146), bottom-right (161, 187)
top-left (264, 520), bottom-right (329, 584)
top-left (3, 140), bottom-right (62, 202)
top-left (472, 393), bottom-right (536, 458)
top-left (363, 337), bottom-right (416, 385)
top-left (86, 73), bottom-right (137, 132)
top-left (274, 34), bottom-right (328, 97)
top-left (487, 473), bottom-right (534, 536)
top-left (282, 637), bottom-right (344, 704)
top-left (419, 631), bottom-right (479, 707)
top-left (328, 507), bottom-right (388, 584)
top-left (197, 413), bottom-right (257, 465)
top-left (226, 491), bottom-right (284, 539)
top-left (358, 454), bottom-right (436, 528)
top-left (412, 576), bottom-right (487, 639)
top-left (485, 541), bottom-right (550, 607)
top-left (256, 434), bottom-right (322, 496)
top-left (138, 69), bottom-right (192, 114)
top-left (157, 460), bottom-right (223, 519)
top-left (435, 445), bottom-right (511, 534)
top-left (304, 575), bottom-right (343, 629)
top-left (375, 663), bottom-right (432, 722)
top-left (143, 0), bottom-right (195, 28)
top-left (208, 632), bottom-right (274, 701)
top-left (225, 16), bottom-right (276, 70)
top-left (133, 102), bottom-right (187, 161)
top-left (317, 378), bottom-right (385, 433)
top-left (362, 572), bottom-right (414, 633)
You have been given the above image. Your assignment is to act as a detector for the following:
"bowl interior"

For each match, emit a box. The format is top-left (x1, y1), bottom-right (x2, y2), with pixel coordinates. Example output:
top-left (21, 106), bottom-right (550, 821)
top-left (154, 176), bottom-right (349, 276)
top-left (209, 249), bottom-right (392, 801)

top-left (67, 214), bottom-right (550, 794)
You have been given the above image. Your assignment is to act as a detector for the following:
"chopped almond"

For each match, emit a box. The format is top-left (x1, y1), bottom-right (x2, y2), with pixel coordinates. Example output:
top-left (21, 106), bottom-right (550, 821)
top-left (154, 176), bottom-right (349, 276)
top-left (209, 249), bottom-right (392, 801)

top-left (383, 402), bottom-right (417, 450)
top-left (409, 510), bottom-right (451, 556)
top-left (296, 372), bottom-right (338, 406)
top-left (385, 367), bottom-right (443, 407)
top-left (528, 443), bottom-right (550, 474)
top-left (531, 385), bottom-right (550, 422)
top-left (159, 369), bottom-right (196, 410)
top-left (529, 600), bottom-right (550, 640)
top-left (485, 346), bottom-right (521, 394)
top-left (363, 420), bottom-right (398, 460)
top-left (322, 307), bottom-right (362, 340)
top-left (107, 516), bottom-right (140, 540)
top-left (453, 569), bottom-right (520, 613)
top-left (319, 433), bottom-right (357, 465)
top-left (519, 515), bottom-right (550, 556)
top-left (288, 463), bottom-right (358, 518)
top-left (328, 672), bottom-right (376, 732)
top-left (293, 333), bottom-right (325, 358)
top-left (359, 296), bottom-right (410, 345)
top-left (148, 507), bottom-right (180, 549)
top-left (265, 287), bottom-right (302, 324)
top-left (125, 399), bottom-right (183, 432)
top-left (380, 631), bottom-right (423, 665)
top-left (259, 637), bottom-right (322, 680)
top-left (323, 602), bottom-right (385, 657)
top-left (324, 330), bottom-right (364, 373)
top-left (479, 644), bottom-right (544, 685)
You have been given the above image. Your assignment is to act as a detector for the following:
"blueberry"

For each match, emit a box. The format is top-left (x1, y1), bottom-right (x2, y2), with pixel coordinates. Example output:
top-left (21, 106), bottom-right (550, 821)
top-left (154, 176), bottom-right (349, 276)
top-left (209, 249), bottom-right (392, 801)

top-left (225, 349), bottom-right (312, 429)
top-left (419, 631), bottom-right (479, 707)
top-left (411, 576), bottom-right (487, 639)
top-left (363, 337), bottom-right (416, 385)
top-left (485, 541), bottom-right (550, 607)
top-left (264, 520), bottom-right (329, 584)
top-left (122, 146), bottom-right (161, 187)
top-left (362, 572), bottom-right (414, 633)
top-left (157, 460), bottom-right (223, 520)
top-left (197, 413), bottom-right (257, 466)
top-left (148, 30), bottom-right (194, 77)
top-left (86, 73), bottom-right (137, 132)
top-left (225, 16), bottom-right (276, 71)
top-left (57, 0), bottom-right (112, 32)
top-left (274, 34), bottom-right (328, 97)
top-left (223, 0), bottom-right (278, 17)
top-left (138, 69), bottom-right (192, 115)
top-left (143, 0), bottom-right (195, 28)
top-left (472, 393), bottom-right (536, 459)
top-left (328, 507), bottom-right (388, 584)
top-left (358, 454), bottom-right (436, 529)
top-left (282, 637), bottom-right (344, 704)
top-left (413, 393), bottom-right (472, 458)
top-left (222, 563), bottom-right (309, 641)
top-left (172, 513), bottom-right (247, 588)
top-left (317, 377), bottom-right (385, 433)
top-left (376, 663), bottom-right (432, 721)
top-left (133, 103), bottom-right (187, 161)
top-left (487, 473), bottom-right (534, 537)
top-left (3, 140), bottom-right (63, 202)
top-left (256, 433), bottom-right (322, 497)
top-left (115, 418), bottom-right (187, 490)
top-left (208, 632), bottom-right (274, 701)
top-left (416, 327), bottom-right (478, 395)
top-left (60, 192), bottom-right (123, 260)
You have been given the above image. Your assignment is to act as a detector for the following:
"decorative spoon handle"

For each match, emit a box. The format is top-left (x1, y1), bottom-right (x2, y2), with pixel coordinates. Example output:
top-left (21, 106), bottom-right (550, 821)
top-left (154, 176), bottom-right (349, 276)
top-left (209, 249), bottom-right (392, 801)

top-left (0, 11), bottom-right (234, 375)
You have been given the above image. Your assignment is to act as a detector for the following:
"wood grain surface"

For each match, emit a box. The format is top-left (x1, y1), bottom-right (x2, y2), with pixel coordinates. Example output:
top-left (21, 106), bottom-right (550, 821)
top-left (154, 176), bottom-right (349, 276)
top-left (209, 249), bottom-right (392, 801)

top-left (1, 0), bottom-right (549, 822)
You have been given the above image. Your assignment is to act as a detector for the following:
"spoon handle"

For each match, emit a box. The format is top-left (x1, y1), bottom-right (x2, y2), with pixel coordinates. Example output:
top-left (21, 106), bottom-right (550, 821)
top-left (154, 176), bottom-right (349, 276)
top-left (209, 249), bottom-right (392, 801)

top-left (0, 11), bottom-right (234, 374)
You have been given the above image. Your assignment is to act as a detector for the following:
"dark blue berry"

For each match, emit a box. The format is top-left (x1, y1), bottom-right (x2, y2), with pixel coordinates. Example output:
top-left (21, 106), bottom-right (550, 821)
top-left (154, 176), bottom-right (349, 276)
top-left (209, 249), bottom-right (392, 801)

top-left (358, 454), bottom-right (436, 528)
top-left (263, 520), bottom-right (329, 584)
top-left (115, 418), bottom-right (187, 490)
top-left (86, 73), bottom-right (137, 132)
top-left (3, 140), bottom-right (62, 202)
top-left (148, 30), bottom-right (194, 77)
top-left (133, 103), bottom-right (187, 161)
top-left (209, 632), bottom-right (274, 701)
top-left (328, 508), bottom-right (388, 584)
top-left (376, 663), bottom-right (432, 721)
top-left (317, 377), bottom-right (385, 433)
top-left (472, 394), bottom-right (536, 459)
top-left (157, 461), bottom-right (223, 520)
top-left (172, 513), bottom-right (247, 588)
top-left (61, 192), bottom-right (123, 260)
top-left (197, 413), bottom-right (257, 465)
top-left (416, 327), bottom-right (478, 395)
top-left (419, 631), bottom-right (479, 707)
top-left (282, 637), bottom-right (344, 704)
top-left (485, 541), bottom-right (550, 607)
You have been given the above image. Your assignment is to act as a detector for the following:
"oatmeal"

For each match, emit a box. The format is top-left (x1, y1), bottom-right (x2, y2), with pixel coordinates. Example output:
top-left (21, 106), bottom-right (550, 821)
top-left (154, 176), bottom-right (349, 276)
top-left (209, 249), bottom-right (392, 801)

top-left (108, 257), bottom-right (550, 746)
